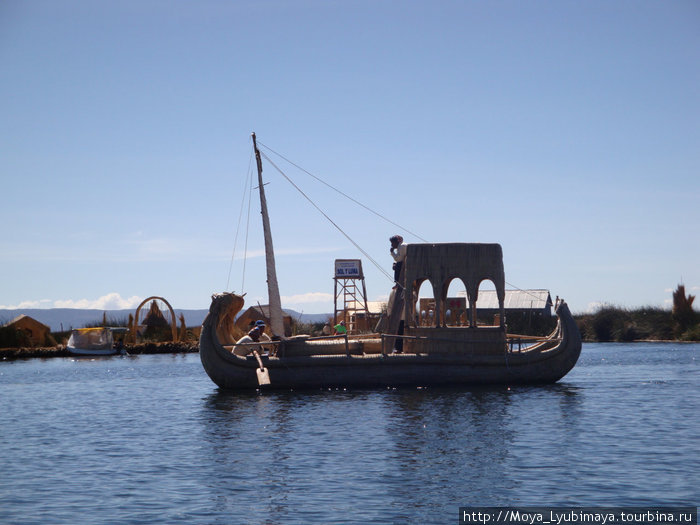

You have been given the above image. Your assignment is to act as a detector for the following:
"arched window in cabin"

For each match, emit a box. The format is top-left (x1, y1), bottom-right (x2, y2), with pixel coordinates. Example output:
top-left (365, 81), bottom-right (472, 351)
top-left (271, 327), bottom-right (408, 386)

top-left (474, 279), bottom-right (500, 327)
top-left (444, 278), bottom-right (469, 327)
top-left (414, 278), bottom-right (437, 328)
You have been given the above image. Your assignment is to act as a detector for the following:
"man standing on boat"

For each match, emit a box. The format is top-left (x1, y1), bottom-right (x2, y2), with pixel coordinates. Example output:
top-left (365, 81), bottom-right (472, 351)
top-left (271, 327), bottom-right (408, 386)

top-left (390, 235), bottom-right (406, 286)
top-left (389, 235), bottom-right (407, 352)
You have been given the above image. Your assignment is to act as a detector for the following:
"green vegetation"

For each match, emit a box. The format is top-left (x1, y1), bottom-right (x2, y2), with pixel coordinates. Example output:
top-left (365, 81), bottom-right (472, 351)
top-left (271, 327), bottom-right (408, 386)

top-left (575, 306), bottom-right (672, 342)
top-left (0, 325), bottom-right (30, 347)
top-left (574, 285), bottom-right (699, 342)
top-left (84, 316), bottom-right (131, 329)
top-left (292, 320), bottom-right (328, 336)
top-left (672, 284), bottom-right (697, 338)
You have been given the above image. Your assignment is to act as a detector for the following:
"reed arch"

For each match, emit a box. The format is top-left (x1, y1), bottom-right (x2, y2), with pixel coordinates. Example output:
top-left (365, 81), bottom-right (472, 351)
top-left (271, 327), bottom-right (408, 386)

top-left (133, 296), bottom-right (178, 343)
top-left (473, 278), bottom-right (499, 327)
top-left (443, 277), bottom-right (469, 327)
top-left (413, 277), bottom-right (436, 327)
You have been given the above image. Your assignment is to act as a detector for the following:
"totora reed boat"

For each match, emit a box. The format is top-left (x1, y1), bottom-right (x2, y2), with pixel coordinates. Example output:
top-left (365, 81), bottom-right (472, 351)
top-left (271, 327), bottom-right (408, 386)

top-left (199, 133), bottom-right (582, 390)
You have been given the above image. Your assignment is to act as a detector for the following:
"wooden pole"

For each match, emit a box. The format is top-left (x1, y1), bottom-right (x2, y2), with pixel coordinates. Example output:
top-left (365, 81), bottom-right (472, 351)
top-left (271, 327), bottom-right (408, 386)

top-left (252, 132), bottom-right (285, 338)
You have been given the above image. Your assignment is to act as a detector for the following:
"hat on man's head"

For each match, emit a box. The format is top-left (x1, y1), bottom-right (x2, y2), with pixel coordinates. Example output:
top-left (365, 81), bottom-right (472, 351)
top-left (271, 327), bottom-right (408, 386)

top-left (255, 320), bottom-right (266, 327)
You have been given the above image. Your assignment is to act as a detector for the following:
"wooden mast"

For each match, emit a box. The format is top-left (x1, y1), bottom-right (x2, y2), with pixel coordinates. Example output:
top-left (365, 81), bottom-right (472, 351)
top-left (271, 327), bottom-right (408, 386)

top-left (252, 132), bottom-right (285, 338)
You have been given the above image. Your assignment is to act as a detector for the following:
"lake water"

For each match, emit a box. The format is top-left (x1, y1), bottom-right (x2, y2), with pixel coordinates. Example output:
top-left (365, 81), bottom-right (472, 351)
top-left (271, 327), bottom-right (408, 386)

top-left (0, 343), bottom-right (697, 524)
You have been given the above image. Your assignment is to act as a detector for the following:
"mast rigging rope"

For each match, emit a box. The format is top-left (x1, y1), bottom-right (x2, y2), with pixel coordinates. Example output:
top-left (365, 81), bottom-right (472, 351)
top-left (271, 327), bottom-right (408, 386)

top-left (241, 165), bottom-right (254, 293)
top-left (226, 149), bottom-right (255, 294)
top-left (258, 141), bottom-right (429, 243)
top-left (226, 149), bottom-right (254, 292)
top-left (230, 138), bottom-right (551, 307)
top-left (260, 150), bottom-right (396, 284)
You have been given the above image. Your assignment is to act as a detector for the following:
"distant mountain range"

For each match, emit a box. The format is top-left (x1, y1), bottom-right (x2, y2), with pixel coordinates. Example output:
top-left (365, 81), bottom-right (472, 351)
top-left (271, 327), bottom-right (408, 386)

top-left (0, 308), bottom-right (331, 332)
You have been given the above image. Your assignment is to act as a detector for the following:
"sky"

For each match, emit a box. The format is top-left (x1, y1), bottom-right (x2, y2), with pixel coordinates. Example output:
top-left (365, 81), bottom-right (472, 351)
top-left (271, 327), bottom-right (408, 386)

top-left (1, 0), bottom-right (698, 316)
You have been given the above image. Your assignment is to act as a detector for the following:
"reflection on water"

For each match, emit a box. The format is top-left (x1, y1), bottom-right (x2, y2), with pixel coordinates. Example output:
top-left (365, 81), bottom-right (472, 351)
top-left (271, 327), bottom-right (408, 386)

top-left (0, 344), bottom-right (698, 524)
top-left (196, 384), bottom-right (590, 523)
top-left (384, 388), bottom-right (514, 522)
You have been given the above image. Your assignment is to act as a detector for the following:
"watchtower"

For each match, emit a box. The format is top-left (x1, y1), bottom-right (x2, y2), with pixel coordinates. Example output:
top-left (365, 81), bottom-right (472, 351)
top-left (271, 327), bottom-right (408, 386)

top-left (333, 259), bottom-right (370, 332)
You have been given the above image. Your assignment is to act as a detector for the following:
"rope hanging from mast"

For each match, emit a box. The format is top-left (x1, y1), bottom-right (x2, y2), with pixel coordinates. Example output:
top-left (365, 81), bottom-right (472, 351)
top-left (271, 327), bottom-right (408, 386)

top-left (226, 149), bottom-right (255, 292)
top-left (229, 136), bottom-right (545, 306)
top-left (259, 151), bottom-right (397, 284)
top-left (258, 141), bottom-right (429, 243)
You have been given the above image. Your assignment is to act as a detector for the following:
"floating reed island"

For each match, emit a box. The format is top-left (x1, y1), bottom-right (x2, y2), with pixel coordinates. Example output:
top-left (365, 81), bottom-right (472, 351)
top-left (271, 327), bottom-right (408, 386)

top-left (0, 342), bottom-right (199, 361)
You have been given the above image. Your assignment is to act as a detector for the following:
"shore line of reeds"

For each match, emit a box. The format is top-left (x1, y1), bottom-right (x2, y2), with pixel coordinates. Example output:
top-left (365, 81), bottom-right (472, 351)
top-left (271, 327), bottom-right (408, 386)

top-left (0, 342), bottom-right (199, 361)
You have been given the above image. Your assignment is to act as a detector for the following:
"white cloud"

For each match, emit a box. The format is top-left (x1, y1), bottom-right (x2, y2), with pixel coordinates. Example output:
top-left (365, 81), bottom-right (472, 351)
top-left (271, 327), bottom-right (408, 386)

top-left (54, 293), bottom-right (143, 310)
top-left (17, 293), bottom-right (145, 310)
top-left (1, 294), bottom-right (142, 310)
top-left (0, 299), bottom-right (53, 309)
top-left (281, 292), bottom-right (333, 304)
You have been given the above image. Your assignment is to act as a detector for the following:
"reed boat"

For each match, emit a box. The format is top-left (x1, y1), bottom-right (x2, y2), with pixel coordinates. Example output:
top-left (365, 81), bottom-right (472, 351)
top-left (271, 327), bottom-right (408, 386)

top-left (199, 134), bottom-right (582, 390)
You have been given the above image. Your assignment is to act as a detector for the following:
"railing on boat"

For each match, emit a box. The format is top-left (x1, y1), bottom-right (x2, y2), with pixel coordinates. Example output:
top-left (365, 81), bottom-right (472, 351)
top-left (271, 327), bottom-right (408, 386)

top-left (292, 334), bottom-right (352, 356)
top-left (505, 333), bottom-right (560, 352)
top-left (231, 334), bottom-right (356, 357)
top-left (379, 332), bottom-right (561, 356)
top-left (226, 332), bottom-right (560, 358)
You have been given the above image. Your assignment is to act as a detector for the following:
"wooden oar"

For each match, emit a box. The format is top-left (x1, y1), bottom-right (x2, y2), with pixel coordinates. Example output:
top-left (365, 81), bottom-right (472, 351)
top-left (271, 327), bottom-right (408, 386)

top-left (252, 350), bottom-right (270, 385)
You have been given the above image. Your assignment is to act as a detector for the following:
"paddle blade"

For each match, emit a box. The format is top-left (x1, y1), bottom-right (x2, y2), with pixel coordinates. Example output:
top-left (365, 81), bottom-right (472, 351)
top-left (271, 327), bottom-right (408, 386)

top-left (256, 367), bottom-right (270, 385)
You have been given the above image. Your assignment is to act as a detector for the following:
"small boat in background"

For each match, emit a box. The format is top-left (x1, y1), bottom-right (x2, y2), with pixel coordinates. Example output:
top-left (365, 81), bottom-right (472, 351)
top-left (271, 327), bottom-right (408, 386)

top-left (67, 327), bottom-right (128, 356)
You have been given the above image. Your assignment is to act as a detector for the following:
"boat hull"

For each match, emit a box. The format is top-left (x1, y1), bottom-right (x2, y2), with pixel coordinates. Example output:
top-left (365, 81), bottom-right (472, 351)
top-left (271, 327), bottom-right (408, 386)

top-left (67, 346), bottom-right (120, 356)
top-left (199, 297), bottom-right (582, 390)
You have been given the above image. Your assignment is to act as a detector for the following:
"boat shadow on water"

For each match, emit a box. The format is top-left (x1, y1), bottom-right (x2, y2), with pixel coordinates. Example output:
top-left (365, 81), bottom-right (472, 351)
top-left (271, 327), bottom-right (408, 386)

top-left (200, 381), bottom-right (584, 417)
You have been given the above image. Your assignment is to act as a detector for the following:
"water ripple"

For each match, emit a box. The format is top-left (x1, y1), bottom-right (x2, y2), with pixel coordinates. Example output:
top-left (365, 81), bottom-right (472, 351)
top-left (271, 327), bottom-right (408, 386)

top-left (0, 344), bottom-right (698, 523)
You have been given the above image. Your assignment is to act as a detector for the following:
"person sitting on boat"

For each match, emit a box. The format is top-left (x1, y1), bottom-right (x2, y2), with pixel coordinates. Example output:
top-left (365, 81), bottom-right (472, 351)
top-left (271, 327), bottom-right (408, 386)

top-left (333, 320), bottom-right (347, 336)
top-left (254, 320), bottom-right (273, 353)
top-left (232, 327), bottom-right (264, 356)
top-left (389, 234), bottom-right (406, 286)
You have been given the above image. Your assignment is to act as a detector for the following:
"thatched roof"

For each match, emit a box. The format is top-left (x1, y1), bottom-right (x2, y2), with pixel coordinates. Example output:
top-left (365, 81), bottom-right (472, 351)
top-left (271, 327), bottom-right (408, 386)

top-left (4, 314), bottom-right (50, 331)
top-left (474, 290), bottom-right (552, 310)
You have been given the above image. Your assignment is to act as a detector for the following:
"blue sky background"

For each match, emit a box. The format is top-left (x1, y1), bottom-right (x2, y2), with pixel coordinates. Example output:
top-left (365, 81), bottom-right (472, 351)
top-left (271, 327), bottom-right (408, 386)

top-left (1, 1), bottom-right (698, 315)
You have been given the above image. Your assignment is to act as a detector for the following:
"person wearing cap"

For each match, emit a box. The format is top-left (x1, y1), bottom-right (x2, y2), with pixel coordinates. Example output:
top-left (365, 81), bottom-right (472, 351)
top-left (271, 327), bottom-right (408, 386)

top-left (333, 320), bottom-right (347, 335)
top-left (389, 234), bottom-right (406, 285)
top-left (231, 326), bottom-right (263, 356)
top-left (389, 234), bottom-right (407, 353)
top-left (254, 320), bottom-right (273, 352)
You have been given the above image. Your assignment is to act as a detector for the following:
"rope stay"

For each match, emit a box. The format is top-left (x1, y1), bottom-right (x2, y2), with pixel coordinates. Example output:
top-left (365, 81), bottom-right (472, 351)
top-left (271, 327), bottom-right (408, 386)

top-left (257, 140), bottom-right (429, 243)
top-left (228, 137), bottom-right (552, 306)
top-left (226, 149), bottom-right (254, 291)
top-left (241, 163), bottom-right (254, 294)
top-left (504, 281), bottom-right (553, 304)
top-left (259, 150), bottom-right (396, 284)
